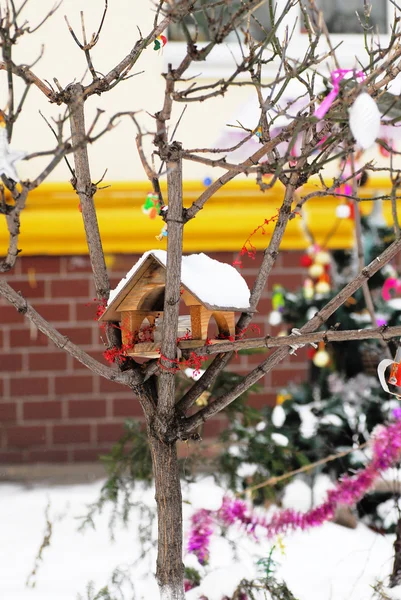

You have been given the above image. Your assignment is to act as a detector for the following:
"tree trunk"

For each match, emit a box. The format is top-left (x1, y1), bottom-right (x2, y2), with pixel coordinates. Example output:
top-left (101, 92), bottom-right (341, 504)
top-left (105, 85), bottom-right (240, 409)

top-left (149, 432), bottom-right (185, 600)
top-left (390, 516), bottom-right (401, 587)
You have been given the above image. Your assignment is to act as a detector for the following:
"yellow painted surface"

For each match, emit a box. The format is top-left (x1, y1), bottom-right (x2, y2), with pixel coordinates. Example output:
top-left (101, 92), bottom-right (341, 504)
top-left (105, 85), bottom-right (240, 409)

top-left (0, 179), bottom-right (398, 255)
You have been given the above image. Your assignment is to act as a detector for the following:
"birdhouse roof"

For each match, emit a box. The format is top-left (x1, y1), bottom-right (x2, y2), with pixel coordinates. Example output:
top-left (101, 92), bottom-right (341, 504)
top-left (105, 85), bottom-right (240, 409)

top-left (101, 250), bottom-right (251, 320)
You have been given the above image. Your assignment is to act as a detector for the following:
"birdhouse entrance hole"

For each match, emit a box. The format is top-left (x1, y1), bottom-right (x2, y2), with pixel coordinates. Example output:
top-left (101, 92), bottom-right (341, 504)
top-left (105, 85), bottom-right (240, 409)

top-left (138, 286), bottom-right (165, 311)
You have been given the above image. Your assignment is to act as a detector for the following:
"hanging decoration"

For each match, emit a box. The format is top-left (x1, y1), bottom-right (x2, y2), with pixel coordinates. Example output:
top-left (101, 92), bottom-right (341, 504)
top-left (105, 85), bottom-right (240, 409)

top-left (349, 93), bottom-right (381, 150)
top-left (142, 192), bottom-right (162, 219)
top-left (0, 112), bottom-right (26, 181)
top-left (382, 276), bottom-right (401, 301)
top-left (268, 284), bottom-right (285, 326)
top-left (153, 35), bottom-right (167, 51)
top-left (314, 69), bottom-right (365, 120)
top-left (378, 344), bottom-right (401, 397)
top-left (299, 245), bottom-right (332, 299)
top-left (155, 223), bottom-right (168, 241)
top-left (312, 341), bottom-right (330, 368)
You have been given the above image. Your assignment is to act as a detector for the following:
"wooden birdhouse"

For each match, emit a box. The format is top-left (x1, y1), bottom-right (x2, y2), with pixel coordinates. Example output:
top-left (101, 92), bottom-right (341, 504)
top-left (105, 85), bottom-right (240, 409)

top-left (100, 250), bottom-right (251, 358)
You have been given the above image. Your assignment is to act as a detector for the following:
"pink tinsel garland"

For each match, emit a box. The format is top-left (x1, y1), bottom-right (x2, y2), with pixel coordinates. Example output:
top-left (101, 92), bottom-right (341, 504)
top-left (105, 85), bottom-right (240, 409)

top-left (188, 415), bottom-right (401, 563)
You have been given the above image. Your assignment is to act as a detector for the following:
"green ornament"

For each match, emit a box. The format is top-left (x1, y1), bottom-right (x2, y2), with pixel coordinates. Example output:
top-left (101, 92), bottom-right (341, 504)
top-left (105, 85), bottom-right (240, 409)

top-left (272, 284), bottom-right (285, 311)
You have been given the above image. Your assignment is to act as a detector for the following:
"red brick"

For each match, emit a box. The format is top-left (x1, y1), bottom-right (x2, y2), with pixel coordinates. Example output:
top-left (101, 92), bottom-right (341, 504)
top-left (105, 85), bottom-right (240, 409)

top-left (0, 451), bottom-right (25, 464)
top-left (20, 256), bottom-right (61, 274)
top-left (270, 367), bottom-right (308, 387)
top-left (58, 326), bottom-right (93, 345)
top-left (0, 379), bottom-right (3, 397)
top-left (99, 377), bottom-right (123, 393)
top-left (65, 256), bottom-right (92, 273)
top-left (68, 399), bottom-right (106, 419)
top-left (254, 297), bottom-right (272, 315)
top-left (0, 330), bottom-right (3, 349)
top-left (33, 303), bottom-right (71, 322)
top-left (0, 402), bottom-right (17, 421)
top-left (244, 349), bottom-right (270, 365)
top-left (10, 328), bottom-right (49, 348)
top-left (51, 279), bottom-right (90, 298)
top-left (9, 280), bottom-right (46, 298)
top-left (27, 449), bottom-right (69, 463)
top-left (112, 397), bottom-right (142, 418)
top-left (10, 377), bottom-right (48, 397)
top-left (76, 301), bottom-right (98, 322)
top-left (23, 401), bottom-right (62, 420)
top-left (53, 424), bottom-right (91, 444)
top-left (0, 304), bottom-right (25, 324)
top-left (109, 254), bottom-right (140, 274)
top-left (96, 422), bottom-right (125, 442)
top-left (267, 273), bottom-right (304, 290)
top-left (0, 353), bottom-right (23, 372)
top-left (203, 417), bottom-right (229, 437)
top-left (7, 425), bottom-right (46, 447)
top-left (248, 392), bottom-right (276, 409)
top-left (28, 352), bottom-right (67, 371)
top-left (55, 375), bottom-right (93, 395)
top-left (280, 251), bottom-right (305, 268)
top-left (72, 447), bottom-right (111, 462)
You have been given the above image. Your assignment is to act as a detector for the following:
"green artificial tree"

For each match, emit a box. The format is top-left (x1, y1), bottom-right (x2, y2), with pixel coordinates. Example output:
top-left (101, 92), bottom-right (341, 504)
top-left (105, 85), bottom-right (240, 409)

top-left (219, 205), bottom-right (401, 532)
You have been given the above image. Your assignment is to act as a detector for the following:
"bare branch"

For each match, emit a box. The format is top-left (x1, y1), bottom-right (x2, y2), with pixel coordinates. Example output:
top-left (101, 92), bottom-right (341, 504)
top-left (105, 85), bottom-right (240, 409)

top-left (180, 325), bottom-right (401, 356)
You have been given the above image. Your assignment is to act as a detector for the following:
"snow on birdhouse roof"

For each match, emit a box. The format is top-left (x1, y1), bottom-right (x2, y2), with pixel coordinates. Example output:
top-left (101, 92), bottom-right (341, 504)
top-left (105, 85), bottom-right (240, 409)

top-left (105, 250), bottom-right (251, 316)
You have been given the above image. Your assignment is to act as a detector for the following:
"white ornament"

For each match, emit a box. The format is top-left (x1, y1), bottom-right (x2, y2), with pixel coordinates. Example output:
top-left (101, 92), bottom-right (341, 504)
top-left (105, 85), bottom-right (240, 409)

top-left (348, 93), bottom-right (381, 150)
top-left (268, 310), bottom-right (282, 326)
top-left (336, 204), bottom-right (351, 219)
top-left (0, 118), bottom-right (26, 181)
top-left (272, 404), bottom-right (286, 427)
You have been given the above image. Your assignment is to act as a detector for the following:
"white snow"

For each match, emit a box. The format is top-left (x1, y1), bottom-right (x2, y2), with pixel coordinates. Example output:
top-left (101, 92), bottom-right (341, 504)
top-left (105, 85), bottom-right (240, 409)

top-left (282, 479), bottom-right (312, 512)
top-left (388, 299), bottom-right (401, 310)
top-left (237, 463), bottom-right (259, 478)
top-left (271, 432), bottom-right (289, 447)
top-left (320, 414), bottom-right (343, 427)
top-left (108, 250), bottom-right (251, 310)
top-left (294, 404), bottom-right (319, 439)
top-left (0, 475), bottom-right (398, 600)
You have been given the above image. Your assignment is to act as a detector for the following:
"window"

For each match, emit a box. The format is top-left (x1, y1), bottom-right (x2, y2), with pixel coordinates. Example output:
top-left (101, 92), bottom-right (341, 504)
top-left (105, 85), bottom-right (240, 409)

top-left (164, 0), bottom-right (391, 77)
top-left (300, 0), bottom-right (388, 35)
top-left (167, 0), bottom-right (272, 43)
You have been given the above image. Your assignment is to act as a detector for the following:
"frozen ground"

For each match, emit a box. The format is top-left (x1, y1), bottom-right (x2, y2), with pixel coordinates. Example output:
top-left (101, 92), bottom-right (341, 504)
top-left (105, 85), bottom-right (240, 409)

top-left (0, 476), bottom-right (398, 600)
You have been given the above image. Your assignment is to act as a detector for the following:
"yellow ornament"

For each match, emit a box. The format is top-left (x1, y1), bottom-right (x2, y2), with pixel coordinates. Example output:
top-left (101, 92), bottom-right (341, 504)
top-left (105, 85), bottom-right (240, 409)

top-left (276, 393), bottom-right (292, 405)
top-left (313, 349), bottom-right (330, 368)
top-left (315, 280), bottom-right (330, 294)
top-left (314, 251), bottom-right (331, 266)
top-left (303, 278), bottom-right (314, 300)
top-left (308, 263), bottom-right (324, 279)
top-left (196, 391), bottom-right (211, 407)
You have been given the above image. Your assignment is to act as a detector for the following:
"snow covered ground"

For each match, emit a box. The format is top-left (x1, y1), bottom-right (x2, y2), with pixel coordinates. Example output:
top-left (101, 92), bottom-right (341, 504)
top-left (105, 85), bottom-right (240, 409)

top-left (0, 476), bottom-right (398, 600)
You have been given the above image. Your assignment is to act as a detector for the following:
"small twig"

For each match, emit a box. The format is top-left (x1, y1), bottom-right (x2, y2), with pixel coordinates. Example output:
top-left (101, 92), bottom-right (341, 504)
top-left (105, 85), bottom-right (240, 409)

top-left (240, 442), bottom-right (369, 496)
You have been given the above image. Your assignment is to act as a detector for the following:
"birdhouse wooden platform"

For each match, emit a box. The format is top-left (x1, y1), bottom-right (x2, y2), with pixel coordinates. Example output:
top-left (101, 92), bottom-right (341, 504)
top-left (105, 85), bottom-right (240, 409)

top-left (100, 250), bottom-right (251, 359)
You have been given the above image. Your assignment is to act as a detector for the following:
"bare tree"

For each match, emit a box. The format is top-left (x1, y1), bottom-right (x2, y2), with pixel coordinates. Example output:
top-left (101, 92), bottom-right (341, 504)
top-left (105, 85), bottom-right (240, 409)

top-left (2, 0), bottom-right (401, 598)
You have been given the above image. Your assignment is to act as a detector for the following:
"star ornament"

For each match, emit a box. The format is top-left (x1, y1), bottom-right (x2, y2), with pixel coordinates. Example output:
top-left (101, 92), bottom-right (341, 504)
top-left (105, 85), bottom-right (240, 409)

top-left (0, 113), bottom-right (26, 181)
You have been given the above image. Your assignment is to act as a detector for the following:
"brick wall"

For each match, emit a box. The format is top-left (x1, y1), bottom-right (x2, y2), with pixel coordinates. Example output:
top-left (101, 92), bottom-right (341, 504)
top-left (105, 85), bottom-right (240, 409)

top-left (0, 251), bottom-right (309, 463)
